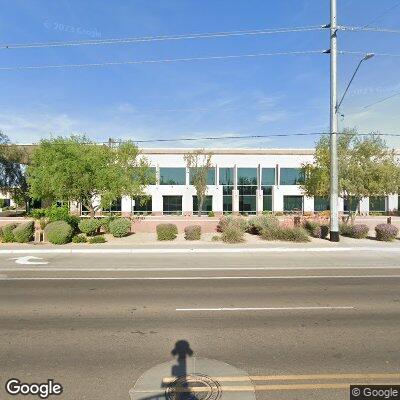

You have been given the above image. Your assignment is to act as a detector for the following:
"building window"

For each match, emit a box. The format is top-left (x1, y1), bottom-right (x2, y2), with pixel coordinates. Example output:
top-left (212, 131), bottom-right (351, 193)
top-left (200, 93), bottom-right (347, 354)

top-left (238, 168), bottom-right (257, 214)
top-left (280, 168), bottom-right (304, 185)
top-left (133, 167), bottom-right (157, 185)
top-left (369, 196), bottom-right (386, 212)
top-left (314, 196), bottom-right (330, 212)
top-left (262, 186), bottom-right (273, 212)
top-left (189, 167), bottom-right (215, 185)
top-left (104, 198), bottom-right (122, 214)
top-left (343, 197), bottom-right (359, 213)
top-left (132, 196), bottom-right (152, 215)
top-left (160, 168), bottom-right (186, 185)
top-left (261, 168), bottom-right (275, 186)
top-left (219, 167), bottom-right (233, 213)
top-left (193, 195), bottom-right (213, 215)
top-left (163, 196), bottom-right (182, 215)
top-left (284, 195), bottom-right (303, 212)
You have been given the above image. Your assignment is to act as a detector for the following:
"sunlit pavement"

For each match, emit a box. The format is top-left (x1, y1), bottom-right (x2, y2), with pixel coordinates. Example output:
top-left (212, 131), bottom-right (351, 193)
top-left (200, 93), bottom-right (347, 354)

top-left (1, 250), bottom-right (399, 399)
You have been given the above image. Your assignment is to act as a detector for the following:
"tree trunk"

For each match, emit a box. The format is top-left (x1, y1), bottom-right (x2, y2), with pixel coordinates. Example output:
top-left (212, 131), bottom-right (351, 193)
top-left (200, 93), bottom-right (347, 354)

top-left (198, 197), bottom-right (204, 217)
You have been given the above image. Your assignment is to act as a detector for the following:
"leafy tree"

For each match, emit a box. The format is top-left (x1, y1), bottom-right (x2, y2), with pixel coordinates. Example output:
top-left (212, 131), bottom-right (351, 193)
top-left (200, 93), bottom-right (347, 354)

top-left (184, 149), bottom-right (213, 217)
top-left (301, 129), bottom-right (400, 221)
top-left (0, 131), bottom-right (29, 209)
top-left (28, 135), bottom-right (154, 217)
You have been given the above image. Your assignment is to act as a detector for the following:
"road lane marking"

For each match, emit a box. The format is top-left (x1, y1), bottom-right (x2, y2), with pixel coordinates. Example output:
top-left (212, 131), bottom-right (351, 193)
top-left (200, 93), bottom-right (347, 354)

top-left (1, 265), bottom-right (400, 272)
top-left (9, 256), bottom-right (48, 265)
top-left (1, 275), bottom-right (400, 280)
top-left (162, 373), bottom-right (400, 383)
top-left (175, 306), bottom-right (354, 311)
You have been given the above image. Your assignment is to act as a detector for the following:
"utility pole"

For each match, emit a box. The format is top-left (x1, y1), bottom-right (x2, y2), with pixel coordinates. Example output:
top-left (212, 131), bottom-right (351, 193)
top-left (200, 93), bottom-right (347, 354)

top-left (329, 0), bottom-right (340, 242)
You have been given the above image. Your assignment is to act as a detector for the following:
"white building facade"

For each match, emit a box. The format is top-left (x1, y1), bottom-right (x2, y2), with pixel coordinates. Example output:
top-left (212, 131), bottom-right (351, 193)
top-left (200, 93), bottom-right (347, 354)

top-left (95, 148), bottom-right (395, 216)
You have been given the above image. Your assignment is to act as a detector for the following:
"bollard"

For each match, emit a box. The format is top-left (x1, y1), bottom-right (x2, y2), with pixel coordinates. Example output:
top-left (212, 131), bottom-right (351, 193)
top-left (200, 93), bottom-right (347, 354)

top-left (294, 216), bottom-right (301, 227)
top-left (387, 216), bottom-right (392, 225)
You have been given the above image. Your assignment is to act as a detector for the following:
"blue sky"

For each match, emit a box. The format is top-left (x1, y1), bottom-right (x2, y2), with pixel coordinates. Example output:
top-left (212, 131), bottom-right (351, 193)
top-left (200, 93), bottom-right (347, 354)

top-left (0, 0), bottom-right (399, 148)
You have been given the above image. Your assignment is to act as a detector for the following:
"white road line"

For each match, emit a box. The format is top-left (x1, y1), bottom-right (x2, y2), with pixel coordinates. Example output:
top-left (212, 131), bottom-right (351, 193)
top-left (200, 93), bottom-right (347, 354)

top-left (176, 306), bottom-right (355, 311)
top-left (1, 246), bottom-right (400, 255)
top-left (1, 275), bottom-right (400, 280)
top-left (1, 266), bottom-right (400, 272)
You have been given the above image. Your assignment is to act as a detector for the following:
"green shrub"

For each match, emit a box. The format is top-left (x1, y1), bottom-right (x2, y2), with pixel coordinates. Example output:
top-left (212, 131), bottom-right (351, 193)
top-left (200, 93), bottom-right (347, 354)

top-left (320, 224), bottom-right (330, 239)
top-left (221, 224), bottom-right (245, 243)
top-left (101, 216), bottom-right (117, 233)
top-left (278, 227), bottom-right (310, 242)
top-left (72, 234), bottom-right (87, 243)
top-left (78, 218), bottom-right (102, 236)
top-left (0, 199), bottom-right (5, 208)
top-left (211, 235), bottom-right (221, 241)
top-left (88, 235), bottom-right (106, 244)
top-left (248, 214), bottom-right (279, 235)
top-left (303, 220), bottom-right (320, 237)
top-left (109, 218), bottom-right (131, 237)
top-left (156, 224), bottom-right (178, 241)
top-left (261, 226), bottom-right (310, 242)
top-left (207, 211), bottom-right (215, 217)
top-left (12, 221), bottom-right (34, 243)
top-left (0, 223), bottom-right (18, 242)
top-left (45, 204), bottom-right (69, 222)
top-left (30, 208), bottom-right (47, 219)
top-left (44, 221), bottom-right (73, 245)
top-left (375, 224), bottom-right (398, 241)
top-left (340, 223), bottom-right (369, 239)
top-left (184, 225), bottom-right (201, 240)
top-left (217, 215), bottom-right (248, 233)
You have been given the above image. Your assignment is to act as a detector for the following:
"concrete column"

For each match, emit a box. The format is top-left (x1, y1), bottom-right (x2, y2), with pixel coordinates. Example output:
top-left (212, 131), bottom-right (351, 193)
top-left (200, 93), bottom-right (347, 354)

top-left (359, 197), bottom-right (369, 215)
top-left (232, 189), bottom-right (239, 214)
top-left (183, 188), bottom-right (193, 216)
top-left (121, 196), bottom-right (132, 216)
top-left (256, 189), bottom-right (264, 214)
top-left (388, 194), bottom-right (397, 213)
top-left (303, 196), bottom-right (314, 213)
top-left (273, 186), bottom-right (283, 212)
top-left (152, 190), bottom-right (163, 216)
top-left (213, 187), bottom-right (223, 214)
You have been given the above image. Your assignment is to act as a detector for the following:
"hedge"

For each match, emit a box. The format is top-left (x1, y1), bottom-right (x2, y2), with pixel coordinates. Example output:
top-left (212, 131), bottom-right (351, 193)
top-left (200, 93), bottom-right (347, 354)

top-left (109, 218), bottom-right (131, 237)
top-left (78, 218), bottom-right (102, 236)
top-left (375, 224), bottom-right (398, 241)
top-left (156, 224), bottom-right (178, 241)
top-left (248, 214), bottom-right (279, 235)
top-left (217, 215), bottom-right (248, 233)
top-left (72, 234), bottom-right (87, 243)
top-left (184, 225), bottom-right (201, 240)
top-left (340, 223), bottom-right (369, 239)
top-left (221, 224), bottom-right (244, 243)
top-left (89, 235), bottom-right (106, 243)
top-left (261, 226), bottom-right (310, 242)
top-left (44, 221), bottom-right (73, 245)
top-left (13, 221), bottom-right (34, 243)
top-left (0, 223), bottom-right (18, 242)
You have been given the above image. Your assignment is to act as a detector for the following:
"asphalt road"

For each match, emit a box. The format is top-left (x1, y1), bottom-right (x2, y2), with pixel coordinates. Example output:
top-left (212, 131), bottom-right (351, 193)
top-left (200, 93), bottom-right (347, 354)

top-left (0, 250), bottom-right (400, 400)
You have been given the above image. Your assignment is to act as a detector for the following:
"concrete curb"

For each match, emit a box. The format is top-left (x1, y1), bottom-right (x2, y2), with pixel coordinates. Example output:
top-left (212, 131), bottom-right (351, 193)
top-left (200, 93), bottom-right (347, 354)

top-left (1, 246), bottom-right (400, 254)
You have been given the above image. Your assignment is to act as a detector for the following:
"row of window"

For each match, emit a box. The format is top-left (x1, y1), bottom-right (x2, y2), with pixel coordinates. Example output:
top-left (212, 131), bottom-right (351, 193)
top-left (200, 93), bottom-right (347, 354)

top-left (153, 167), bottom-right (304, 186)
top-left (102, 195), bottom-right (388, 215)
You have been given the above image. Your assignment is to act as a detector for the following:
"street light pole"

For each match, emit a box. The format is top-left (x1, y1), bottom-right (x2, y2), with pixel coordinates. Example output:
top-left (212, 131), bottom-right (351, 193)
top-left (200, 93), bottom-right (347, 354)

top-left (329, 0), bottom-right (340, 242)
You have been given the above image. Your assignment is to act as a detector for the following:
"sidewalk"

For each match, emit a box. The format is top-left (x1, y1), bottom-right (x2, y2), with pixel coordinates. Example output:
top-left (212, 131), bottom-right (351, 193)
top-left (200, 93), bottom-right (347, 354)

top-left (1, 234), bottom-right (400, 254)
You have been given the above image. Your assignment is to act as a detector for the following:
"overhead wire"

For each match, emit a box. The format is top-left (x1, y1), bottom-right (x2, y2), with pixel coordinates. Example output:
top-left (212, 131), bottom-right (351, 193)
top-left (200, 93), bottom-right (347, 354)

top-left (0, 25), bottom-right (324, 50)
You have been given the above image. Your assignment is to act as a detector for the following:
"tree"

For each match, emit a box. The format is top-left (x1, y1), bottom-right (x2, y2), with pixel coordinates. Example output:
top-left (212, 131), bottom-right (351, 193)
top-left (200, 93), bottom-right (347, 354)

top-left (0, 131), bottom-right (29, 210)
top-left (301, 129), bottom-right (400, 221)
top-left (28, 135), bottom-right (154, 217)
top-left (184, 150), bottom-right (213, 217)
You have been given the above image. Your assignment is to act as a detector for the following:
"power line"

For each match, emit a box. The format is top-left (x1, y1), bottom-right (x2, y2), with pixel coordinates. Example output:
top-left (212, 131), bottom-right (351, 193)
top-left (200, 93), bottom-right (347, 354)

top-left (362, 1), bottom-right (400, 28)
top-left (0, 50), bottom-right (324, 71)
top-left (0, 25), bottom-right (324, 50)
top-left (363, 90), bottom-right (400, 109)
top-left (340, 50), bottom-right (400, 57)
top-left (341, 26), bottom-right (400, 34)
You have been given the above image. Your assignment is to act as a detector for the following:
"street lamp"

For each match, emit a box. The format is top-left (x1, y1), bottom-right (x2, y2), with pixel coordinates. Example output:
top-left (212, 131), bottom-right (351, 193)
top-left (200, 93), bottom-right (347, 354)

top-left (337, 53), bottom-right (375, 112)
